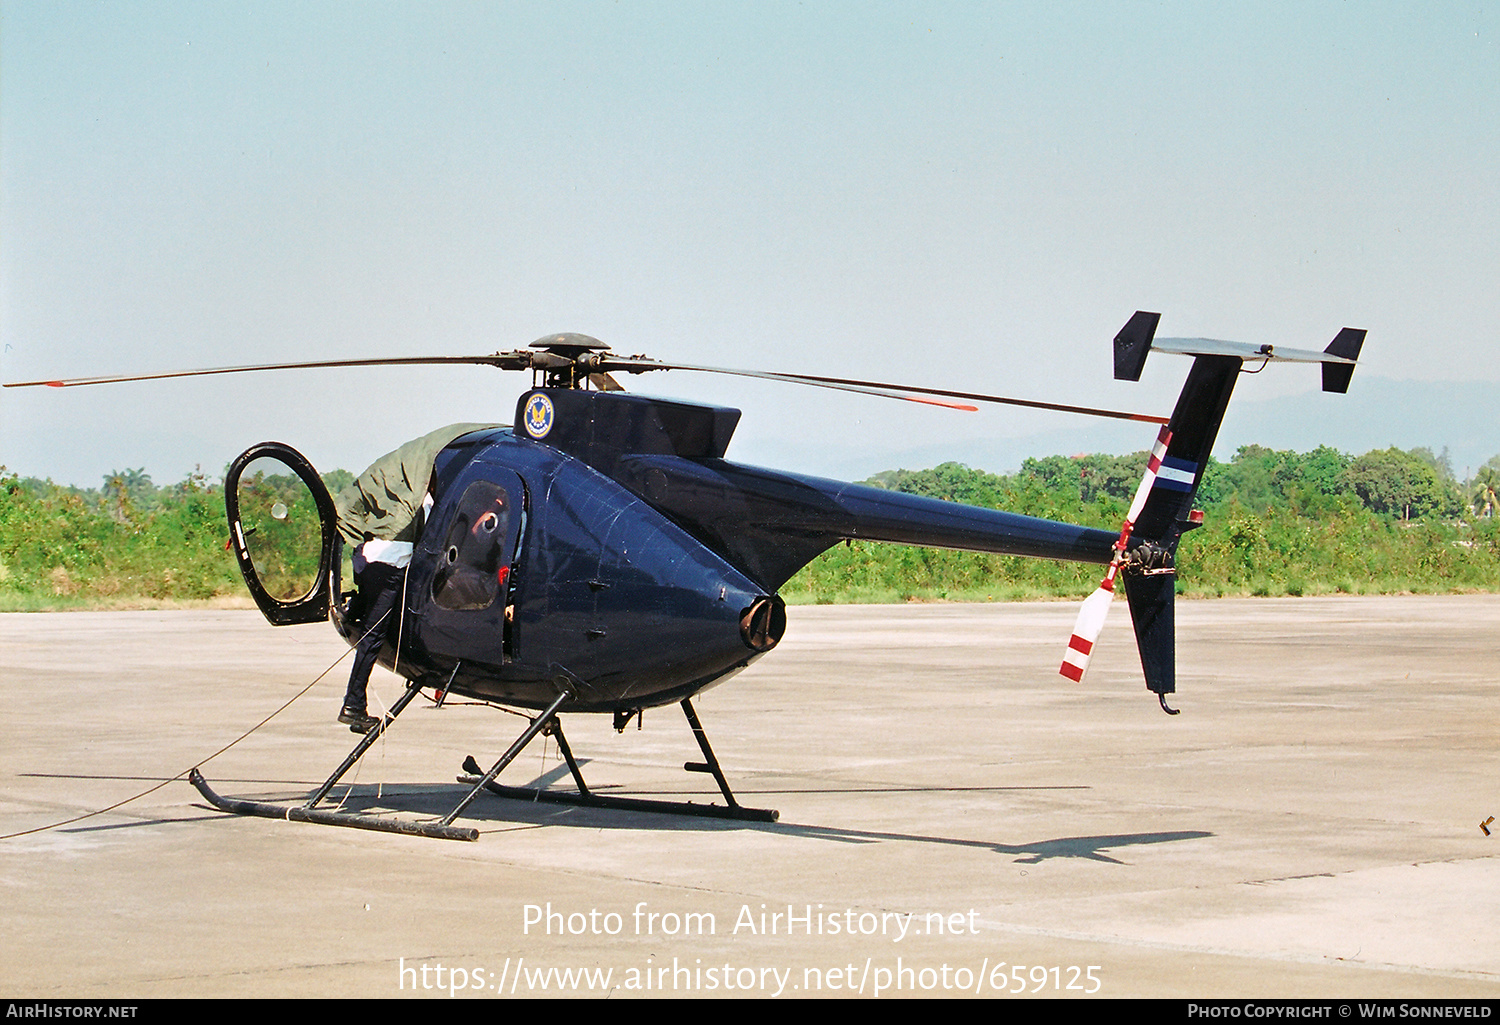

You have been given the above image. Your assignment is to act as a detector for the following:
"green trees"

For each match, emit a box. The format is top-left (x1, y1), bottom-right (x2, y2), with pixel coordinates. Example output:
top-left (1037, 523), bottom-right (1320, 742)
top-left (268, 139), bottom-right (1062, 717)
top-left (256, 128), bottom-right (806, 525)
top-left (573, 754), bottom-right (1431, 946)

top-left (865, 462), bottom-right (1012, 506)
top-left (790, 442), bottom-right (1500, 602)
top-left (3, 441), bottom-right (1498, 609)
top-left (102, 467), bottom-right (157, 522)
top-left (1193, 445), bottom-right (1353, 510)
top-left (1016, 452), bottom-right (1145, 504)
top-left (1343, 448), bottom-right (1459, 520)
top-left (0, 467), bottom-right (242, 608)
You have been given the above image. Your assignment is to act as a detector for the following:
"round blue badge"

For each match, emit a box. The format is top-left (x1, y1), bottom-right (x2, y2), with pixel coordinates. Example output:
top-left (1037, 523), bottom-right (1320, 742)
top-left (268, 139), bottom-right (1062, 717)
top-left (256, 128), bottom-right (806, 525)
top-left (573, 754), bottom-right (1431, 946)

top-left (523, 393), bottom-right (555, 439)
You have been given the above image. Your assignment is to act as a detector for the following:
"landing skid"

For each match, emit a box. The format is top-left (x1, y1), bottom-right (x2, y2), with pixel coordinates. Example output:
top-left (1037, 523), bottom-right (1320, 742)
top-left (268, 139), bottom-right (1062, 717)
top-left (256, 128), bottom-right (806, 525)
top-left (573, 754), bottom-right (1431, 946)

top-left (458, 697), bottom-right (778, 823)
top-left (189, 685), bottom-right (775, 841)
top-left (190, 681), bottom-right (570, 842)
top-left (189, 768), bottom-right (480, 842)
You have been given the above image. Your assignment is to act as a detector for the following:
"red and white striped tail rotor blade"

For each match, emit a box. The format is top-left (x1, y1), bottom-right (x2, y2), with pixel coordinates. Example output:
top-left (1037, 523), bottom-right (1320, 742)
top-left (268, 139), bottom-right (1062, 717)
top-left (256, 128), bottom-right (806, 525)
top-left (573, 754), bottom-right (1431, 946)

top-left (1062, 429), bottom-right (1176, 684)
top-left (1059, 574), bottom-right (1117, 682)
top-left (1124, 426), bottom-right (1172, 526)
top-left (1059, 428), bottom-right (1172, 682)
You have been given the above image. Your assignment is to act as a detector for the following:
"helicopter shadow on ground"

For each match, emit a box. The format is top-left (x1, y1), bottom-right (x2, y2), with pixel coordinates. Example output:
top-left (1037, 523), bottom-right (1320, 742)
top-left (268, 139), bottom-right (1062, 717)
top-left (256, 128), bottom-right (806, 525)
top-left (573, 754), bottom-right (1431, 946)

top-left (196, 758), bottom-right (1215, 866)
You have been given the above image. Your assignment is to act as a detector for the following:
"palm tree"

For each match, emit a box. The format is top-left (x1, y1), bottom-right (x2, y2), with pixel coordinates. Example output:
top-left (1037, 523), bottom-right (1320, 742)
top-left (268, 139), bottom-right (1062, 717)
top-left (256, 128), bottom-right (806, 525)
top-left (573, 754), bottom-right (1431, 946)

top-left (1471, 467), bottom-right (1500, 519)
top-left (102, 467), bottom-right (153, 523)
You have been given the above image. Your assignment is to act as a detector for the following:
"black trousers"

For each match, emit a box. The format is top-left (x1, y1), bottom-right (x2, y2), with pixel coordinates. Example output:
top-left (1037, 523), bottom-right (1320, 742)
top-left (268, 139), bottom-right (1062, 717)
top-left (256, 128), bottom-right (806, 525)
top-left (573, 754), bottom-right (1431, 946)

top-left (343, 560), bottom-right (406, 711)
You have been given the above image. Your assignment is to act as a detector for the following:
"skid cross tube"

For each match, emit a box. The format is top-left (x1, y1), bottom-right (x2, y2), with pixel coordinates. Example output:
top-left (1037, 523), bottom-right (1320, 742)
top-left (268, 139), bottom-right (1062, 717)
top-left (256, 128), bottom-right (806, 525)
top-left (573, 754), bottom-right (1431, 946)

top-left (681, 697), bottom-right (744, 810)
top-left (542, 717), bottom-right (593, 797)
top-left (458, 698), bottom-right (778, 822)
top-left (190, 678), bottom-right (481, 841)
top-left (439, 687), bottom-right (573, 826)
top-left (305, 679), bottom-right (424, 809)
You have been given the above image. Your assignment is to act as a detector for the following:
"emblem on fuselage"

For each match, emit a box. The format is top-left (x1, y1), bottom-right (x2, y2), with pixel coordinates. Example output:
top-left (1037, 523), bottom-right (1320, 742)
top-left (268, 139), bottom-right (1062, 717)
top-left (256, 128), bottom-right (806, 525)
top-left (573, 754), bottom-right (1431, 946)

top-left (523, 393), bottom-right (555, 439)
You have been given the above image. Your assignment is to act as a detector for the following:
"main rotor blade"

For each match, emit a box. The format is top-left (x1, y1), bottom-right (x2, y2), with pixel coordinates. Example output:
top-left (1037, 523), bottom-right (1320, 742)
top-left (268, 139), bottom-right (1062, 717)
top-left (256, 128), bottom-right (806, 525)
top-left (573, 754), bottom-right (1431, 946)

top-left (4, 352), bottom-right (976, 410)
top-left (596, 357), bottom-right (982, 411)
top-left (2, 353), bottom-right (531, 389)
top-left (599, 358), bottom-right (1169, 424)
top-left (8, 346), bottom-right (1168, 426)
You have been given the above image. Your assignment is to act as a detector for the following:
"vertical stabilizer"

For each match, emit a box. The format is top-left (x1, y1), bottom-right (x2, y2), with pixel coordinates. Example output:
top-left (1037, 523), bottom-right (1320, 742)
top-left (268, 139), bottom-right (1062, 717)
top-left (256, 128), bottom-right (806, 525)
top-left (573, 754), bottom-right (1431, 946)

top-left (1113, 311), bottom-right (1161, 382)
top-left (1130, 354), bottom-right (1242, 545)
top-left (1120, 353), bottom-right (1242, 698)
top-left (1322, 328), bottom-right (1366, 394)
top-left (1123, 572), bottom-right (1175, 699)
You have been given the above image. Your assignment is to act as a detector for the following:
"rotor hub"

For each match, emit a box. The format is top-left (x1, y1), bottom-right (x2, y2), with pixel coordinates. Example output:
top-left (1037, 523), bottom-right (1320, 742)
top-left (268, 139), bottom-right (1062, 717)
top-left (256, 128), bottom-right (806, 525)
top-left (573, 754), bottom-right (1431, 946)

top-left (529, 333), bottom-right (610, 359)
top-left (526, 334), bottom-right (613, 388)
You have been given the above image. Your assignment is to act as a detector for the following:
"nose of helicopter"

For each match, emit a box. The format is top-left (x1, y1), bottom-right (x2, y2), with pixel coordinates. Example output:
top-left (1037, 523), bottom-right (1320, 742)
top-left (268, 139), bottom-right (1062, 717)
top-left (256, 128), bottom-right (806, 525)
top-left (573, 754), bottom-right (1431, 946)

top-left (739, 595), bottom-right (786, 652)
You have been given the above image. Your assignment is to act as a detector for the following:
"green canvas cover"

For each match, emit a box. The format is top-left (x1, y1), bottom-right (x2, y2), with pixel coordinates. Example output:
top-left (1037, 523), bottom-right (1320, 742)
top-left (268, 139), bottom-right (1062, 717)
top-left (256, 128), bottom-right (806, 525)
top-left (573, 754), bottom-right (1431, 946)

top-left (334, 423), bottom-right (501, 544)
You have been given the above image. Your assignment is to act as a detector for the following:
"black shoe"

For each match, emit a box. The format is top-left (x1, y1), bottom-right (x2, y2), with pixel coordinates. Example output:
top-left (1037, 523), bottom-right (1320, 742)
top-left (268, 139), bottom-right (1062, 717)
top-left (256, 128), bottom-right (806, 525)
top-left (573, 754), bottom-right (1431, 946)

top-left (339, 707), bottom-right (381, 734)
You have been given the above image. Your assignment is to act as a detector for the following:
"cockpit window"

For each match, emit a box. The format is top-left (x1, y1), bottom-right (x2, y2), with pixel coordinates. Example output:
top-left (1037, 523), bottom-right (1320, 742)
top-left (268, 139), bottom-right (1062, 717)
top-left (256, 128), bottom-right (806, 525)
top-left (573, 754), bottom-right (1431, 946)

top-left (235, 456), bottom-right (325, 602)
top-left (431, 481), bottom-right (514, 611)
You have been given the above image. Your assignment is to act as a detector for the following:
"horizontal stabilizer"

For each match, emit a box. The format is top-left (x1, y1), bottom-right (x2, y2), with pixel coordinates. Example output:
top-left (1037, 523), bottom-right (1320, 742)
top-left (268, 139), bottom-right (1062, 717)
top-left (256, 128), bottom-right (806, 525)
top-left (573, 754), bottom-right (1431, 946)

top-left (1150, 327), bottom-right (1366, 394)
top-left (1152, 337), bottom-right (1355, 365)
top-left (1113, 310), bottom-right (1367, 398)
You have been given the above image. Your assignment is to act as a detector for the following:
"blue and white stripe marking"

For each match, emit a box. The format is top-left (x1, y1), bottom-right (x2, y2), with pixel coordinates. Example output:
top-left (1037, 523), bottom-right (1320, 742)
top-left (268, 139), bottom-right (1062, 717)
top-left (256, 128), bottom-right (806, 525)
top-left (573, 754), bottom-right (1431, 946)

top-left (1153, 455), bottom-right (1199, 492)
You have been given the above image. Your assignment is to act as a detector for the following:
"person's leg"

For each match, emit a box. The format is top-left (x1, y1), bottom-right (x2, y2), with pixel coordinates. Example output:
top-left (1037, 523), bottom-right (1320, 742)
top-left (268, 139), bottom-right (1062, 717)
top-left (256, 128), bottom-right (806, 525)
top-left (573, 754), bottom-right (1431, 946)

top-left (340, 562), bottom-right (404, 730)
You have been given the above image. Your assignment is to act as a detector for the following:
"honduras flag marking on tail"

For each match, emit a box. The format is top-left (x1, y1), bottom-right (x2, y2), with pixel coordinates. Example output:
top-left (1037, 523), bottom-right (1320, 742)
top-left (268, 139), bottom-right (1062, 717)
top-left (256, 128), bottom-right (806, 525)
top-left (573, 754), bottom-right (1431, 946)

top-left (1154, 455), bottom-right (1199, 493)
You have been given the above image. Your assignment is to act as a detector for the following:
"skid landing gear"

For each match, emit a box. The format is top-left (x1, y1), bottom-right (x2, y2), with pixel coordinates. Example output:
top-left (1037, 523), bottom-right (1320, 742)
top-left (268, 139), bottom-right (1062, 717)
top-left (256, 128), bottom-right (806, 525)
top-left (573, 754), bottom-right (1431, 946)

top-left (458, 697), bottom-right (778, 823)
top-left (190, 682), bottom-right (574, 842)
top-left (189, 685), bottom-right (774, 841)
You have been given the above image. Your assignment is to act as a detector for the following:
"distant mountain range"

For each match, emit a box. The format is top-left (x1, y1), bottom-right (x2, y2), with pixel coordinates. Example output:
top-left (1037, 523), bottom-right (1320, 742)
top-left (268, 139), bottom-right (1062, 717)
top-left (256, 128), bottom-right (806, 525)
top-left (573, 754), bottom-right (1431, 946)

top-left (783, 377), bottom-right (1497, 481)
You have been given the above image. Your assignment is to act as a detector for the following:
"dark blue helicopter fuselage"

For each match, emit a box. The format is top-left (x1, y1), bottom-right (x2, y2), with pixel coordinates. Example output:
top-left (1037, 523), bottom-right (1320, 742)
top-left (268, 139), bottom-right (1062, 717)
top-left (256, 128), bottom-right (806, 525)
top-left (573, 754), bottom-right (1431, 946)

top-left (344, 388), bottom-right (1120, 714)
top-left (395, 424), bottom-right (776, 712)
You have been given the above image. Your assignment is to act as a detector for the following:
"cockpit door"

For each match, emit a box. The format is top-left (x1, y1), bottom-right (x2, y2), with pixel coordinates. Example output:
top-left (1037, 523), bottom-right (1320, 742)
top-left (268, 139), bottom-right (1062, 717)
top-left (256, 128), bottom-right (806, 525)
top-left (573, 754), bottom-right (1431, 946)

top-left (225, 442), bottom-right (341, 626)
top-left (416, 467), bottom-right (526, 666)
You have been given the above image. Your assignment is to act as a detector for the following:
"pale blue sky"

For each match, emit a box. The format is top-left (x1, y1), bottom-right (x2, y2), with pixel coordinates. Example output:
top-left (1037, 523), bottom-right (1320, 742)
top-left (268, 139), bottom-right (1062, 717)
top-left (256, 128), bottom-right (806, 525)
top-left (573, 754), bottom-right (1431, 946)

top-left (3, 2), bottom-right (1496, 486)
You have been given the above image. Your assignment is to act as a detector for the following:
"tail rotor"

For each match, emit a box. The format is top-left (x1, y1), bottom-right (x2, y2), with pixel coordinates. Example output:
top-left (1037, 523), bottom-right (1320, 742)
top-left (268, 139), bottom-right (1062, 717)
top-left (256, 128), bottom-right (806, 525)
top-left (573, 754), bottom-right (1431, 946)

top-left (1059, 311), bottom-right (1365, 710)
top-left (1059, 426), bottom-right (1171, 683)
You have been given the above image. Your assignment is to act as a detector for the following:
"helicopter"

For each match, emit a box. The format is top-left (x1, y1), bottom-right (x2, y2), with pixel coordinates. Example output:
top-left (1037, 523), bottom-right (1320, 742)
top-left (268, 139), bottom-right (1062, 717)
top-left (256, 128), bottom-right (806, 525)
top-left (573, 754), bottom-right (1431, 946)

top-left (6, 312), bottom-right (1365, 841)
